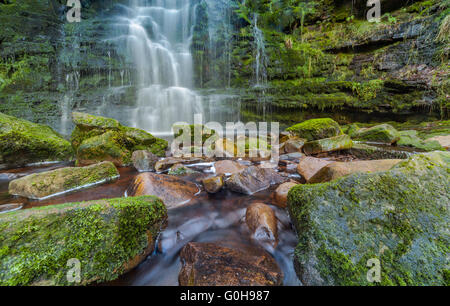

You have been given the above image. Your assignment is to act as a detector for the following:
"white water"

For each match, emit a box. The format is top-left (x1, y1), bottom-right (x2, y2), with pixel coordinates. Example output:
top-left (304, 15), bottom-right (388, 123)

top-left (124, 0), bottom-right (204, 134)
top-left (252, 14), bottom-right (268, 86)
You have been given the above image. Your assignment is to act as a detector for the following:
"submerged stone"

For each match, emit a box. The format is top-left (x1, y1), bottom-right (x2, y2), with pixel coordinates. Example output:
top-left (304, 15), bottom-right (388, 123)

top-left (286, 118), bottom-right (342, 141)
top-left (245, 202), bottom-right (278, 245)
top-left (303, 135), bottom-right (353, 155)
top-left (8, 162), bottom-right (119, 200)
top-left (0, 113), bottom-right (73, 168)
top-left (0, 196), bottom-right (167, 286)
top-left (129, 172), bottom-right (199, 209)
top-left (288, 152), bottom-right (450, 285)
top-left (178, 242), bottom-right (283, 286)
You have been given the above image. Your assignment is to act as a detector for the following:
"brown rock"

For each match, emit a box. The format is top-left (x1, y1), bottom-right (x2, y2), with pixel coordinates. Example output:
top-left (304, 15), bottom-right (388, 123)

top-left (273, 182), bottom-right (298, 208)
top-left (297, 157), bottom-right (333, 182)
top-left (154, 157), bottom-right (203, 172)
top-left (309, 159), bottom-right (402, 183)
top-left (178, 242), bottom-right (283, 286)
top-left (245, 203), bottom-right (278, 244)
top-left (129, 173), bottom-right (199, 209)
top-left (284, 138), bottom-right (306, 153)
top-left (202, 175), bottom-right (224, 193)
top-left (214, 160), bottom-right (246, 175)
top-left (226, 166), bottom-right (287, 195)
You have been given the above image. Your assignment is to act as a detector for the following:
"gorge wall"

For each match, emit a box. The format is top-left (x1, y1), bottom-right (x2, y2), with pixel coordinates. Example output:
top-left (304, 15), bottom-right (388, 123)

top-left (0, 0), bottom-right (448, 133)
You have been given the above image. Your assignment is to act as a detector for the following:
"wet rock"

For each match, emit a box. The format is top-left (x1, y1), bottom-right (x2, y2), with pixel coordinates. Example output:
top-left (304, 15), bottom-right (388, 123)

top-left (168, 163), bottom-right (197, 176)
top-left (284, 138), bottom-right (306, 153)
top-left (130, 172), bottom-right (199, 209)
top-left (352, 124), bottom-right (400, 144)
top-left (202, 175), bottom-right (224, 193)
top-left (0, 113), bottom-right (73, 168)
top-left (0, 203), bottom-right (23, 214)
top-left (258, 161), bottom-right (278, 169)
top-left (426, 135), bottom-right (450, 150)
top-left (286, 118), bottom-right (342, 141)
top-left (0, 196), bottom-right (167, 286)
top-left (72, 112), bottom-right (167, 166)
top-left (296, 157), bottom-right (333, 182)
top-left (214, 160), bottom-right (246, 175)
top-left (226, 166), bottom-right (287, 195)
top-left (309, 159), bottom-right (402, 183)
top-left (131, 150), bottom-right (159, 172)
top-left (179, 242), bottom-right (283, 286)
top-left (154, 157), bottom-right (203, 172)
top-left (8, 162), bottom-right (119, 200)
top-left (245, 203), bottom-right (278, 244)
top-left (303, 135), bottom-right (353, 155)
top-left (279, 152), bottom-right (304, 162)
top-left (397, 130), bottom-right (443, 151)
top-left (288, 152), bottom-right (450, 286)
top-left (273, 182), bottom-right (298, 208)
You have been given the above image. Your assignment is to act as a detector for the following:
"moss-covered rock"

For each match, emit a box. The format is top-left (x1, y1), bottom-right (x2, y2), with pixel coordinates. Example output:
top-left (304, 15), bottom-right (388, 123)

top-left (0, 196), bottom-right (168, 286)
top-left (303, 134), bottom-right (353, 155)
top-left (0, 112), bottom-right (73, 167)
top-left (71, 113), bottom-right (168, 166)
top-left (8, 162), bottom-right (119, 200)
top-left (286, 118), bottom-right (342, 141)
top-left (397, 130), bottom-right (444, 152)
top-left (287, 152), bottom-right (450, 286)
top-left (350, 143), bottom-right (412, 160)
top-left (352, 124), bottom-right (401, 144)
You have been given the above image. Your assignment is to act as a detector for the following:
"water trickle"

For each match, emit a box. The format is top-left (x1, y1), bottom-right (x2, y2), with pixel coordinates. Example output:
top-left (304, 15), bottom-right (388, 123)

top-left (252, 14), bottom-right (268, 87)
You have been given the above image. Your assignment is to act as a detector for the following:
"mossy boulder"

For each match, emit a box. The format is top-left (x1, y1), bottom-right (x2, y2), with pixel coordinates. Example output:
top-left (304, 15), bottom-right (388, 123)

top-left (8, 162), bottom-right (119, 200)
top-left (0, 196), bottom-right (167, 286)
top-left (0, 113), bottom-right (73, 167)
top-left (397, 130), bottom-right (443, 152)
top-left (286, 119), bottom-right (342, 141)
top-left (71, 113), bottom-right (168, 166)
top-left (172, 124), bottom-right (217, 145)
top-left (352, 124), bottom-right (400, 144)
top-left (288, 152), bottom-right (450, 286)
top-left (303, 135), bottom-right (353, 155)
top-left (350, 143), bottom-right (412, 160)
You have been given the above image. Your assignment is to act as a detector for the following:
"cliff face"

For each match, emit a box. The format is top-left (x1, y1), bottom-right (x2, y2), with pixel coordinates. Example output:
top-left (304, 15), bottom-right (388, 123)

top-left (0, 0), bottom-right (448, 130)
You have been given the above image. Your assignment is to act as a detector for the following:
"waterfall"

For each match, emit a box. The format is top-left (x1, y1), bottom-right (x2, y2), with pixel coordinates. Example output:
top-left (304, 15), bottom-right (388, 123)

top-left (252, 14), bottom-right (268, 87)
top-left (123, 0), bottom-right (204, 135)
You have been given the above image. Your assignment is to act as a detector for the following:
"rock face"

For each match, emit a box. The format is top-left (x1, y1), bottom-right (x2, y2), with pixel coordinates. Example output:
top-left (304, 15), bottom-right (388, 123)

top-left (226, 166), bottom-right (287, 195)
top-left (132, 150), bottom-right (159, 172)
top-left (296, 157), bottom-right (333, 182)
top-left (8, 162), bottom-right (119, 200)
top-left (178, 242), bottom-right (283, 286)
top-left (0, 113), bottom-right (73, 167)
top-left (214, 160), bottom-right (246, 175)
top-left (288, 152), bottom-right (450, 286)
top-left (202, 175), bottom-right (224, 193)
top-left (0, 196), bottom-right (167, 286)
top-left (71, 112), bottom-right (167, 166)
top-left (129, 173), bottom-right (199, 209)
top-left (309, 159), bottom-right (402, 183)
top-left (273, 182), bottom-right (298, 208)
top-left (352, 124), bottom-right (400, 144)
top-left (286, 118), bottom-right (342, 141)
top-left (245, 203), bottom-right (278, 244)
top-left (303, 135), bottom-right (353, 155)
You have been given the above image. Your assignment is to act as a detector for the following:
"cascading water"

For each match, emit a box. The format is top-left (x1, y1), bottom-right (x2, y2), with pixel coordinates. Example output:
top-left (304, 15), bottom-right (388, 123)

top-left (252, 14), bottom-right (268, 87)
top-left (123, 0), bottom-right (204, 135)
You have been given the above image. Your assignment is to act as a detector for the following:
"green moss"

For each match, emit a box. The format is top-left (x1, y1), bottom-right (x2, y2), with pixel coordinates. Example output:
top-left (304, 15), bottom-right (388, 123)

top-left (303, 134), bottom-right (353, 155)
top-left (0, 112), bottom-right (73, 166)
top-left (0, 196), bottom-right (167, 286)
top-left (286, 118), bottom-right (342, 141)
top-left (352, 124), bottom-right (401, 144)
top-left (397, 130), bottom-right (444, 151)
top-left (288, 152), bottom-right (450, 286)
